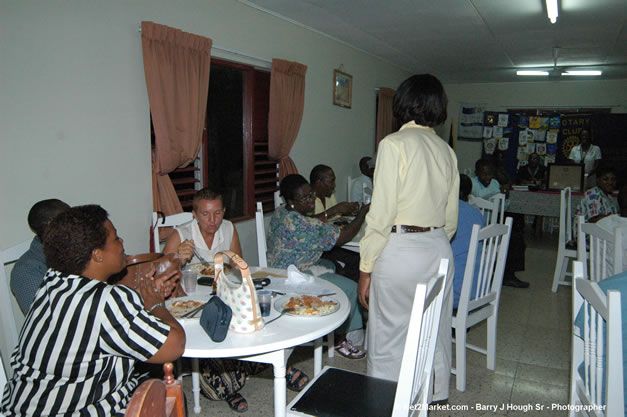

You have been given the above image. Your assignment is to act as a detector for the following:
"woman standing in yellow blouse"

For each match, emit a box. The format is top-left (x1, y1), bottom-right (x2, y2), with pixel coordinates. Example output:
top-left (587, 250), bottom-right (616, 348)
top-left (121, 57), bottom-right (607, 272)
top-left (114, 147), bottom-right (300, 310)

top-left (358, 74), bottom-right (459, 402)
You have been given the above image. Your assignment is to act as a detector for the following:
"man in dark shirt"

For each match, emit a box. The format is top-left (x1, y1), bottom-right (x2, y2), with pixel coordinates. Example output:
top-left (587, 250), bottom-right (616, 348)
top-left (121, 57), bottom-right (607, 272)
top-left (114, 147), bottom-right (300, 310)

top-left (10, 198), bottom-right (70, 313)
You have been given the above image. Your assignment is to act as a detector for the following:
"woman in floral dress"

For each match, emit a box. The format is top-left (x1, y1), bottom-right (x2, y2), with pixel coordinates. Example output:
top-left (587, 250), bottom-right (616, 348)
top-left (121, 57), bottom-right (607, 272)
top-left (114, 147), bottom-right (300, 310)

top-left (267, 174), bottom-right (368, 358)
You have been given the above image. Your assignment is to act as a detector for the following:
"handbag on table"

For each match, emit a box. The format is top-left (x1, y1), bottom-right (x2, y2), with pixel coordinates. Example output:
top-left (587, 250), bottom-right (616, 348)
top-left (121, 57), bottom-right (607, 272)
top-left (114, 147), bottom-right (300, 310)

top-left (199, 296), bottom-right (232, 342)
top-left (214, 250), bottom-right (265, 333)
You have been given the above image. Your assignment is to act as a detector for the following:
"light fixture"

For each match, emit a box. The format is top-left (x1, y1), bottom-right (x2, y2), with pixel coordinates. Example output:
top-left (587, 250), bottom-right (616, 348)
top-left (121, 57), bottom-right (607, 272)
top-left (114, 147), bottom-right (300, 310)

top-left (562, 70), bottom-right (602, 76)
top-left (546, 0), bottom-right (558, 24)
top-left (517, 70), bottom-right (549, 76)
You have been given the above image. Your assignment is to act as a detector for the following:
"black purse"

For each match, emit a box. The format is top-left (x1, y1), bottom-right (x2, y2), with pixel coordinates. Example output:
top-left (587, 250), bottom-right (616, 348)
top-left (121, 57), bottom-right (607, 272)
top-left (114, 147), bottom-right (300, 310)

top-left (199, 296), bottom-right (232, 342)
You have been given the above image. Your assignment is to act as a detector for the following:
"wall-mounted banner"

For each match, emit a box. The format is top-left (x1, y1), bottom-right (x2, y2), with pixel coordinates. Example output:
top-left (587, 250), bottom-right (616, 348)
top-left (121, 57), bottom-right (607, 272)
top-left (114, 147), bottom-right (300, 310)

top-left (458, 104), bottom-right (486, 141)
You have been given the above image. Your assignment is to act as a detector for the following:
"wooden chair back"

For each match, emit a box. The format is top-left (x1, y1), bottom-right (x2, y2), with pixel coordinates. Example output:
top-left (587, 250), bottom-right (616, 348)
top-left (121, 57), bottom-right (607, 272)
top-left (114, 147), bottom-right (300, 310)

top-left (125, 363), bottom-right (185, 417)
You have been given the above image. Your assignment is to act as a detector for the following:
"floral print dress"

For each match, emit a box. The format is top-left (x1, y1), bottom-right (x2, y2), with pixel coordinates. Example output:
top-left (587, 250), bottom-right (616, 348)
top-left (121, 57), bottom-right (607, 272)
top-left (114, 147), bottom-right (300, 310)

top-left (267, 207), bottom-right (340, 270)
top-left (576, 186), bottom-right (618, 221)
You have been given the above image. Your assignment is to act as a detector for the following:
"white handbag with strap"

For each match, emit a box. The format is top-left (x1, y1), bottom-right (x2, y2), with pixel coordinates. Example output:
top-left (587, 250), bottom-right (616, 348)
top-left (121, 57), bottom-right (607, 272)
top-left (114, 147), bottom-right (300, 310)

top-left (214, 250), bottom-right (265, 333)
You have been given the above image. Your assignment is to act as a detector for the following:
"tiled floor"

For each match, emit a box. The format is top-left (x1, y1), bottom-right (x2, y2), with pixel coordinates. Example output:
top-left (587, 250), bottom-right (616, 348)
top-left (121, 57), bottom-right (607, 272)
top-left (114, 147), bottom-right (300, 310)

top-left (182, 230), bottom-right (573, 416)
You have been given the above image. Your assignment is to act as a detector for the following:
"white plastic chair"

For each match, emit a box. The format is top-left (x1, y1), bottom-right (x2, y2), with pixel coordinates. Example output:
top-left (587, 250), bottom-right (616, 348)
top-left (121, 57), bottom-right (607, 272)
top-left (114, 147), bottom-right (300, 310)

top-left (288, 259), bottom-right (449, 417)
top-left (0, 239), bottom-right (31, 378)
top-left (254, 201), bottom-right (335, 357)
top-left (489, 193), bottom-right (506, 224)
top-left (255, 202), bottom-right (268, 268)
top-left (273, 190), bottom-right (283, 209)
top-left (452, 217), bottom-right (512, 392)
top-left (346, 176), bottom-right (356, 202)
top-left (577, 215), bottom-right (625, 282)
top-left (468, 193), bottom-right (505, 225)
top-left (552, 187), bottom-right (576, 292)
top-left (570, 261), bottom-right (624, 416)
top-left (151, 212), bottom-right (194, 252)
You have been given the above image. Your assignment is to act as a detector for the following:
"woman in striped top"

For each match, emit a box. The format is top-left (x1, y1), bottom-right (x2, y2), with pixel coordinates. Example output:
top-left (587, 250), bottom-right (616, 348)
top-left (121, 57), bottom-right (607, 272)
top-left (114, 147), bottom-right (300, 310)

top-left (1, 205), bottom-right (186, 417)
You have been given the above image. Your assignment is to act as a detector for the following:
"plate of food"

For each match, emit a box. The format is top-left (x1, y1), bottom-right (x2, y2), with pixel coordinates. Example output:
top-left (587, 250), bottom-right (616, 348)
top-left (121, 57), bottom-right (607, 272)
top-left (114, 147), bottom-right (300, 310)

top-left (166, 296), bottom-right (207, 319)
top-left (187, 263), bottom-right (233, 277)
top-left (274, 295), bottom-right (339, 317)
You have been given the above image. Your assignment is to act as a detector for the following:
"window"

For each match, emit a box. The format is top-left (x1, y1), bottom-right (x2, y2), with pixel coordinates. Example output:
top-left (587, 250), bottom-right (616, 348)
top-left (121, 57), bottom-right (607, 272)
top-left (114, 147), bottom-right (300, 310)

top-left (167, 59), bottom-right (279, 219)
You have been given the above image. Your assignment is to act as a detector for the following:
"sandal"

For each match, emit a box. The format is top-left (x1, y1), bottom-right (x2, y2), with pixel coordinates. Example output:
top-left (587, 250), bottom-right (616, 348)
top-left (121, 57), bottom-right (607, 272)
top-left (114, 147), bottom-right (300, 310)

top-left (286, 367), bottom-right (310, 392)
top-left (225, 393), bottom-right (248, 413)
top-left (335, 339), bottom-right (366, 359)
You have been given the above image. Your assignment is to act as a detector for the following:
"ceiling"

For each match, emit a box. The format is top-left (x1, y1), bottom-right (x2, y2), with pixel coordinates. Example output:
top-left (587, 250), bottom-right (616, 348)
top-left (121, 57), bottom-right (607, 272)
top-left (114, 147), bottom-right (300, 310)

top-left (240, 0), bottom-right (627, 83)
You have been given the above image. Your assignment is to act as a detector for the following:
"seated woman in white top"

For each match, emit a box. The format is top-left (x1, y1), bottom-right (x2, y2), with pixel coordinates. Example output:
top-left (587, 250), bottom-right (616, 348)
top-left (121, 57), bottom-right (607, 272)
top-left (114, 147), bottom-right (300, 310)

top-left (163, 188), bottom-right (242, 264)
top-left (162, 188), bottom-right (308, 412)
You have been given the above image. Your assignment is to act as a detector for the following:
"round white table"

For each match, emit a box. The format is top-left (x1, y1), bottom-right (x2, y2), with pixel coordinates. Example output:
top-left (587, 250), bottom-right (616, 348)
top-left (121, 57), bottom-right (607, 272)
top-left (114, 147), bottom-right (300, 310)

top-left (178, 267), bottom-right (349, 417)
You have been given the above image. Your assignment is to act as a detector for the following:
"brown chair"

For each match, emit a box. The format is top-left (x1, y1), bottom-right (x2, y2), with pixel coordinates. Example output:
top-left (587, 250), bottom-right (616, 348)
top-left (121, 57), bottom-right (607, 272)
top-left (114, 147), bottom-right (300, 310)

top-left (125, 363), bottom-right (185, 417)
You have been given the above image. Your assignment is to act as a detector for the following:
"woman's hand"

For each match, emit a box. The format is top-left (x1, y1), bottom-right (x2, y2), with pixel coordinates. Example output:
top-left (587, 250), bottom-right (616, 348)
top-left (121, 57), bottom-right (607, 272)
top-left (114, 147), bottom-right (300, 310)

top-left (176, 239), bottom-right (195, 263)
top-left (358, 271), bottom-right (371, 310)
top-left (335, 202), bottom-right (360, 216)
top-left (138, 266), bottom-right (166, 311)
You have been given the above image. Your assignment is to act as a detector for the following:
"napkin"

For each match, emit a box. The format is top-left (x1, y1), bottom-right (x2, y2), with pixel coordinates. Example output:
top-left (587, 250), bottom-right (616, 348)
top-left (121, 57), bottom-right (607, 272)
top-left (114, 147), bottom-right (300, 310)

top-left (286, 265), bottom-right (314, 286)
top-left (280, 265), bottom-right (329, 295)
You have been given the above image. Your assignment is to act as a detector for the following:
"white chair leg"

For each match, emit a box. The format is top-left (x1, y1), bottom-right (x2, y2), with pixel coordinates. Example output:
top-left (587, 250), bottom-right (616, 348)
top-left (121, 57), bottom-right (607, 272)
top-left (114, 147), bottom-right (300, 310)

top-left (327, 331), bottom-right (334, 358)
top-left (552, 250), bottom-right (565, 292)
top-left (486, 315), bottom-right (497, 370)
top-left (455, 327), bottom-right (467, 392)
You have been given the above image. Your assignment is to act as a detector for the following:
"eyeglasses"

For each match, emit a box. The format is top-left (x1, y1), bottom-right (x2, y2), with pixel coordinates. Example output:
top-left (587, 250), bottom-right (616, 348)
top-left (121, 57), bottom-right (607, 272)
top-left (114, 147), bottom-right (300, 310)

top-left (296, 192), bottom-right (316, 202)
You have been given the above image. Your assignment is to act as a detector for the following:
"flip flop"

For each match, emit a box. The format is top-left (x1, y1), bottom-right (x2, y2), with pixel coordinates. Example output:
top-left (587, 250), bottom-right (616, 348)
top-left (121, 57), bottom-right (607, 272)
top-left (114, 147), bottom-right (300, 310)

top-left (225, 393), bottom-right (248, 413)
top-left (286, 367), bottom-right (309, 392)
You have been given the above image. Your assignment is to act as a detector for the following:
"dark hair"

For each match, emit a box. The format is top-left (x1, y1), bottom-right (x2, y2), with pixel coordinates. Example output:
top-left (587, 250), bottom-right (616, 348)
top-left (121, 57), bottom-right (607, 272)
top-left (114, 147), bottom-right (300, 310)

top-left (392, 74), bottom-right (447, 126)
top-left (43, 205), bottom-right (109, 275)
top-left (192, 188), bottom-right (224, 212)
top-left (310, 164), bottom-right (332, 185)
top-left (280, 174), bottom-right (309, 202)
top-left (475, 158), bottom-right (495, 173)
top-left (27, 199), bottom-right (70, 238)
top-left (460, 174), bottom-right (473, 200)
top-left (596, 165), bottom-right (616, 180)
top-left (359, 157), bottom-right (371, 171)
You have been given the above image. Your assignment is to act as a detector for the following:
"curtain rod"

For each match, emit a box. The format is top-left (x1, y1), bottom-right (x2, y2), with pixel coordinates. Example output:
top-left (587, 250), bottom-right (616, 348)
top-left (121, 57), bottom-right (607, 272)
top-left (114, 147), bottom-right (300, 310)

top-left (137, 24), bottom-right (272, 66)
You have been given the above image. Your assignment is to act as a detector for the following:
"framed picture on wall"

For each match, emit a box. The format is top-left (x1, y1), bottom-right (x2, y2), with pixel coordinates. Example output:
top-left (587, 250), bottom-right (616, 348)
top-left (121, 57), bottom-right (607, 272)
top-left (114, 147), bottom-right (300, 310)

top-left (333, 69), bottom-right (352, 108)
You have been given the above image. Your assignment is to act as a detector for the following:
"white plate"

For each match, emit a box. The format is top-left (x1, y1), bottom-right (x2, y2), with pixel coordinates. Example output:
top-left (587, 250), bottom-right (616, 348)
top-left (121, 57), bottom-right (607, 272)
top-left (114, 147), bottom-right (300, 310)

top-left (166, 296), bottom-right (208, 319)
top-left (273, 295), bottom-right (339, 317)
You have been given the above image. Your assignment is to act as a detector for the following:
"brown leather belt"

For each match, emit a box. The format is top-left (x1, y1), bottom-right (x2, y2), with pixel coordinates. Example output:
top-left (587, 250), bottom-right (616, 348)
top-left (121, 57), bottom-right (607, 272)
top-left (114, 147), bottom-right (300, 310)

top-left (391, 225), bottom-right (441, 233)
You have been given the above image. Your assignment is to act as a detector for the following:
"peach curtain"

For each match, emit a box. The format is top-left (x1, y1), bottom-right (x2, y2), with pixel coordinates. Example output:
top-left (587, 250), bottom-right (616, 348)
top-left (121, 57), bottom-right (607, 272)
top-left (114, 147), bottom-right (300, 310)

top-left (268, 58), bottom-right (308, 180)
top-left (141, 21), bottom-right (212, 214)
top-left (376, 87), bottom-right (397, 148)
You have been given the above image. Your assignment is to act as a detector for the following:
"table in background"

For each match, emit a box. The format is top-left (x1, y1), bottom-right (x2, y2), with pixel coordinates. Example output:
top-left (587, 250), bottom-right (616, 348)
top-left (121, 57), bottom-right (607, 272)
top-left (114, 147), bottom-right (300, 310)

top-left (180, 267), bottom-right (349, 417)
top-left (507, 190), bottom-right (584, 217)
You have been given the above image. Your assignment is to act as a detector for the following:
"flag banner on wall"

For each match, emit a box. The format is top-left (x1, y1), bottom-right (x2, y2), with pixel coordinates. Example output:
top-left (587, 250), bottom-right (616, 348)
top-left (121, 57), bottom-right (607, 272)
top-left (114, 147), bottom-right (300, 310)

top-left (558, 114), bottom-right (592, 163)
top-left (458, 104), bottom-right (486, 141)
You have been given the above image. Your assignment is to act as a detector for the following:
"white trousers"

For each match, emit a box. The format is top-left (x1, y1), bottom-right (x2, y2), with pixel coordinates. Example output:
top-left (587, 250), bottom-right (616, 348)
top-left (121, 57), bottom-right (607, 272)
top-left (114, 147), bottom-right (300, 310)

top-left (366, 228), bottom-right (454, 401)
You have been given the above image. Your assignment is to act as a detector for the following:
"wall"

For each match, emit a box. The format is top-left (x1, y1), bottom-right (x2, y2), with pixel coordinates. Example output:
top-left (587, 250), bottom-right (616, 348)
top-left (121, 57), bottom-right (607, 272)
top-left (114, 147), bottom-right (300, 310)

top-left (0, 0), bottom-right (410, 258)
top-left (442, 79), bottom-right (627, 173)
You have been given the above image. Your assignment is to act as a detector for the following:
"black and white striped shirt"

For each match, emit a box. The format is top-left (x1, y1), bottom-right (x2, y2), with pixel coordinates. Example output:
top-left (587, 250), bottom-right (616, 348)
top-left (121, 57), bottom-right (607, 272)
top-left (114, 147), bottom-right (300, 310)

top-left (1, 269), bottom-right (171, 417)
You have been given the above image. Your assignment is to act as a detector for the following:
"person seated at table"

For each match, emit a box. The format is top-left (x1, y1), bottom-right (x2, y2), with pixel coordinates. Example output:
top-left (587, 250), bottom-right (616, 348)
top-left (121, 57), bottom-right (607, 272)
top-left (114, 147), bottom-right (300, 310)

top-left (267, 174), bottom-right (369, 359)
top-left (576, 165), bottom-right (618, 223)
top-left (310, 165), bottom-right (363, 281)
top-left (0, 205), bottom-right (185, 417)
top-left (163, 187), bottom-right (242, 266)
top-left (471, 158), bottom-right (529, 288)
top-left (350, 156), bottom-right (375, 203)
top-left (596, 183), bottom-right (627, 273)
top-left (493, 150), bottom-right (513, 192)
top-left (10, 198), bottom-right (70, 314)
top-left (569, 129), bottom-right (602, 189)
top-left (516, 152), bottom-right (546, 188)
top-left (451, 175), bottom-right (485, 310)
top-left (310, 164), bottom-right (360, 221)
top-left (162, 187), bottom-right (308, 412)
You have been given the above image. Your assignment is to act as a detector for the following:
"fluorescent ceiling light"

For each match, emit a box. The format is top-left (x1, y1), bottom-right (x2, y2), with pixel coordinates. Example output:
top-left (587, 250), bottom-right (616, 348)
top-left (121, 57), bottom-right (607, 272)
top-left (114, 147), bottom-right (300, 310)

top-left (562, 70), bottom-right (602, 76)
top-left (517, 70), bottom-right (549, 76)
top-left (546, 0), bottom-right (558, 24)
